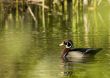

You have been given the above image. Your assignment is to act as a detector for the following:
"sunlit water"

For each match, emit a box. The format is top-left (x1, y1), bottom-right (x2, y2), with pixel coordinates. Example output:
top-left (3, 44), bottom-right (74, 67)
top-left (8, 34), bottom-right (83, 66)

top-left (0, 1), bottom-right (110, 78)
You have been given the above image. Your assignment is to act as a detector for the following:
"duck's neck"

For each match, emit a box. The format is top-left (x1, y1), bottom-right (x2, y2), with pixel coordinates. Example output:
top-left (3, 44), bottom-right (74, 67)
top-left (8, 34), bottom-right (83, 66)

top-left (61, 48), bottom-right (71, 58)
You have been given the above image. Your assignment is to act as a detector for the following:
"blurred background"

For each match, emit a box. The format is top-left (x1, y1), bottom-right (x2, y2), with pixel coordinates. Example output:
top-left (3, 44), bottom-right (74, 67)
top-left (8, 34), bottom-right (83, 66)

top-left (0, 0), bottom-right (110, 78)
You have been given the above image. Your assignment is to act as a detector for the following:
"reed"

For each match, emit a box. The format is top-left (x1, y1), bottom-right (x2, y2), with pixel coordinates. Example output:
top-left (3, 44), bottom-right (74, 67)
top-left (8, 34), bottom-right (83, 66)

top-left (42, 0), bottom-right (45, 31)
top-left (0, 0), bottom-right (103, 29)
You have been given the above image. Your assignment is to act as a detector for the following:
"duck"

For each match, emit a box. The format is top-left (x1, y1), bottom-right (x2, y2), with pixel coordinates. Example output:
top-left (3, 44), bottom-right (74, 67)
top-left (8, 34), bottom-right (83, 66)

top-left (59, 40), bottom-right (102, 62)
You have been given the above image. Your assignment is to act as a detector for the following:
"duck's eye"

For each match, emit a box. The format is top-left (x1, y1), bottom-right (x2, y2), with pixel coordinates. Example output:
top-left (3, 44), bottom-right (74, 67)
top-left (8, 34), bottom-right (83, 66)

top-left (67, 42), bottom-right (71, 47)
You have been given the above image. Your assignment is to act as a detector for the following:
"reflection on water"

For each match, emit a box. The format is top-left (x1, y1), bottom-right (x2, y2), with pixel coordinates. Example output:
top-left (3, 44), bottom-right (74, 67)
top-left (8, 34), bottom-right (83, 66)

top-left (0, 1), bottom-right (110, 78)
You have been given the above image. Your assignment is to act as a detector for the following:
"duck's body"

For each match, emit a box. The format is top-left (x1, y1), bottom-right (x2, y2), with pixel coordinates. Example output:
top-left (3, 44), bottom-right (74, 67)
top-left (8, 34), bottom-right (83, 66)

top-left (60, 40), bottom-right (102, 62)
top-left (66, 51), bottom-right (83, 58)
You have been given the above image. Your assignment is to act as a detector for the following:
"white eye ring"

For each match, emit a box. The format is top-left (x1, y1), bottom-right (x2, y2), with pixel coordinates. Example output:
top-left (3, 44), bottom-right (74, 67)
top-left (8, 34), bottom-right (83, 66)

top-left (66, 42), bottom-right (72, 48)
top-left (66, 45), bottom-right (71, 48)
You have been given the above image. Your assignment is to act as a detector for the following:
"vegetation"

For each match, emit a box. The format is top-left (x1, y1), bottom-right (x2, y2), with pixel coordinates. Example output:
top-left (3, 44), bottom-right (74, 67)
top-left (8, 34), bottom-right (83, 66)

top-left (1, 1), bottom-right (110, 78)
top-left (0, 0), bottom-right (103, 31)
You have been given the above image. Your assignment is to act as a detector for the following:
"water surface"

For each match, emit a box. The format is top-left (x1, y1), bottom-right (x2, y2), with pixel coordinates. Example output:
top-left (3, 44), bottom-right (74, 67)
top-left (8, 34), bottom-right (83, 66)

top-left (0, 1), bottom-right (110, 78)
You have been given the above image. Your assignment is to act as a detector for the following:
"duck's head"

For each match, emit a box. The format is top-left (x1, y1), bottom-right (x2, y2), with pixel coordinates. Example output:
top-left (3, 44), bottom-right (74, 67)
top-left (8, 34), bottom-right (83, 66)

top-left (59, 40), bottom-right (73, 48)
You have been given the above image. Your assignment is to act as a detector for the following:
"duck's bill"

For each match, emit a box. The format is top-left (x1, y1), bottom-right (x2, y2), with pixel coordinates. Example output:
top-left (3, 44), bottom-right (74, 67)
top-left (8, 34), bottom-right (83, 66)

top-left (59, 42), bottom-right (64, 46)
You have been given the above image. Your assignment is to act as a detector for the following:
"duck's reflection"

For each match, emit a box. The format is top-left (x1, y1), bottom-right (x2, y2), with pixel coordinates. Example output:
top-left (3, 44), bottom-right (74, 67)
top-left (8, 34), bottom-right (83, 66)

top-left (61, 57), bottom-right (95, 77)
top-left (63, 62), bottom-right (74, 76)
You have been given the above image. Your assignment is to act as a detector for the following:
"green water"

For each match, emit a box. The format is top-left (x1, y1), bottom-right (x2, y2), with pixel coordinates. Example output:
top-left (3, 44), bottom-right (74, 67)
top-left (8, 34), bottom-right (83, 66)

top-left (0, 1), bottom-right (110, 78)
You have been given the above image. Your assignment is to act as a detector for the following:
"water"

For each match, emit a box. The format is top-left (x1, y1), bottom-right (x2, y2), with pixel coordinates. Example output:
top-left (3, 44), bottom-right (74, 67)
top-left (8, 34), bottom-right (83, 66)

top-left (0, 1), bottom-right (110, 78)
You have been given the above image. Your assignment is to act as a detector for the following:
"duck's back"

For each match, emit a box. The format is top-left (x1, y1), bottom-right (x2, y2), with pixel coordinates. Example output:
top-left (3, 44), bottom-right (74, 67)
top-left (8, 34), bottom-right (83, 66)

top-left (70, 48), bottom-right (102, 55)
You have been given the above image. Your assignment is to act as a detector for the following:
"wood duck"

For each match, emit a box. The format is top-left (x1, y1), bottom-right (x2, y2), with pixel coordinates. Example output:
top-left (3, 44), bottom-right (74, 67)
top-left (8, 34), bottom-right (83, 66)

top-left (59, 40), bottom-right (102, 62)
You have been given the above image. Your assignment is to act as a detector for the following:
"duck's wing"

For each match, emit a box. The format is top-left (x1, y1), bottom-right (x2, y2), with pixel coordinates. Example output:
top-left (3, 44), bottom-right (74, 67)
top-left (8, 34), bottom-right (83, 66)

top-left (71, 48), bottom-right (102, 55)
top-left (70, 48), bottom-right (91, 52)
top-left (84, 48), bottom-right (102, 55)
